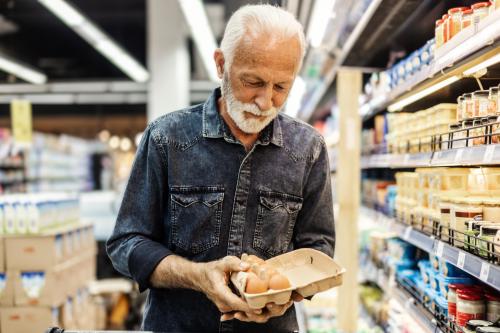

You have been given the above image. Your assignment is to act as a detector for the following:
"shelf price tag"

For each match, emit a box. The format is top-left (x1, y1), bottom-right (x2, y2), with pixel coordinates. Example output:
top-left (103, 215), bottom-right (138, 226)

top-left (454, 148), bottom-right (464, 163)
top-left (457, 252), bottom-right (466, 269)
top-left (480, 263), bottom-right (490, 282)
top-left (483, 145), bottom-right (496, 164)
top-left (435, 241), bottom-right (445, 258)
top-left (403, 154), bottom-right (410, 166)
top-left (403, 226), bottom-right (412, 241)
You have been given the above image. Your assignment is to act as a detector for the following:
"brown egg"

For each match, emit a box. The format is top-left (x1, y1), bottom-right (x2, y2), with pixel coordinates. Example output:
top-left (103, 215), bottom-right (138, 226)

top-left (245, 272), bottom-right (268, 294)
top-left (268, 273), bottom-right (291, 290)
top-left (255, 265), bottom-right (278, 284)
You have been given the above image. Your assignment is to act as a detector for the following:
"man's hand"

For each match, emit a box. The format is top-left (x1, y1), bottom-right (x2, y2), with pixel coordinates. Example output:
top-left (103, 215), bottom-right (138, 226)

top-left (220, 291), bottom-right (303, 323)
top-left (196, 256), bottom-right (261, 315)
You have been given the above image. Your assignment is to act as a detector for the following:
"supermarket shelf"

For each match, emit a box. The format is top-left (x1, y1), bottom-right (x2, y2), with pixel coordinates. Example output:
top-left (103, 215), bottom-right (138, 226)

top-left (360, 10), bottom-right (500, 118)
top-left (361, 144), bottom-right (500, 169)
top-left (393, 286), bottom-right (443, 333)
top-left (361, 207), bottom-right (500, 291)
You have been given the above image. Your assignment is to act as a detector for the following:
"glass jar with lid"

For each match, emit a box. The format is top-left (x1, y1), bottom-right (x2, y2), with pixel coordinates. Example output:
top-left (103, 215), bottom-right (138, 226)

top-left (442, 14), bottom-right (450, 44)
top-left (472, 2), bottom-right (491, 22)
top-left (473, 90), bottom-right (490, 118)
top-left (489, 87), bottom-right (498, 116)
top-left (435, 19), bottom-right (445, 48)
top-left (486, 292), bottom-right (500, 322)
top-left (448, 7), bottom-right (469, 40)
top-left (461, 9), bottom-right (474, 29)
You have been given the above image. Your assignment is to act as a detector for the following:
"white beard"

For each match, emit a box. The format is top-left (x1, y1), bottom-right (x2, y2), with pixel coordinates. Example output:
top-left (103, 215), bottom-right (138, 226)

top-left (221, 74), bottom-right (281, 134)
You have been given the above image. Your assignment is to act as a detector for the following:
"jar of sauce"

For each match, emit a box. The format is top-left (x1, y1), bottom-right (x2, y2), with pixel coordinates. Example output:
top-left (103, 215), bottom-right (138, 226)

top-left (448, 7), bottom-right (469, 40)
top-left (457, 288), bottom-right (485, 327)
top-left (461, 9), bottom-right (474, 29)
top-left (472, 2), bottom-right (492, 23)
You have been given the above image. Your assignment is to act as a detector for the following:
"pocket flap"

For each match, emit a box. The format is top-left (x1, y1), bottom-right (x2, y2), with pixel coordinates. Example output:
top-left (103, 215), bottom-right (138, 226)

top-left (259, 193), bottom-right (303, 212)
top-left (171, 192), bottom-right (224, 208)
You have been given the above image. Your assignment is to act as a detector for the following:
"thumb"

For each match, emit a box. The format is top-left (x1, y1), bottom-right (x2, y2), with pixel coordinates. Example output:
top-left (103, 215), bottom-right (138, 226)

top-left (221, 256), bottom-right (250, 272)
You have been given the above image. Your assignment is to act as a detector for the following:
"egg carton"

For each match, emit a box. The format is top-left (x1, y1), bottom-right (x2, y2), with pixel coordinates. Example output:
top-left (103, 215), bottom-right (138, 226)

top-left (230, 248), bottom-right (346, 309)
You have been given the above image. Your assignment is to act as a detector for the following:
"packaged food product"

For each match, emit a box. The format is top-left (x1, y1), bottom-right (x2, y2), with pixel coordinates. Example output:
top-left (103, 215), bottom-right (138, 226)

top-left (456, 288), bottom-right (486, 327)
top-left (448, 7), bottom-right (469, 40)
top-left (442, 14), bottom-right (450, 44)
top-left (450, 197), bottom-right (483, 248)
top-left (489, 87), bottom-right (499, 116)
top-left (465, 320), bottom-right (494, 333)
top-left (474, 90), bottom-right (491, 118)
top-left (436, 19), bottom-right (445, 48)
top-left (481, 168), bottom-right (500, 192)
top-left (440, 168), bottom-right (470, 191)
top-left (478, 225), bottom-right (500, 258)
top-left (457, 95), bottom-right (465, 121)
top-left (231, 249), bottom-right (345, 309)
top-left (449, 284), bottom-right (475, 322)
top-left (438, 274), bottom-right (473, 299)
top-left (464, 93), bottom-right (474, 119)
top-left (472, 118), bottom-right (486, 146)
top-left (461, 9), bottom-right (474, 29)
top-left (486, 292), bottom-right (500, 322)
top-left (472, 2), bottom-right (492, 22)
top-left (451, 123), bottom-right (467, 149)
top-left (482, 197), bottom-right (500, 222)
top-left (492, 116), bottom-right (500, 144)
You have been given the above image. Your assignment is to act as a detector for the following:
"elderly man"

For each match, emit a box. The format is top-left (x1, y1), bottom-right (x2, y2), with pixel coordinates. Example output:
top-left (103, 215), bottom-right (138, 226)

top-left (107, 4), bottom-right (335, 332)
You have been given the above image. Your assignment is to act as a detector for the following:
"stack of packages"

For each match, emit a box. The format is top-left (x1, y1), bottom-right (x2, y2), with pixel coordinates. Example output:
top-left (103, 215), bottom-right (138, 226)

top-left (0, 194), bottom-right (99, 333)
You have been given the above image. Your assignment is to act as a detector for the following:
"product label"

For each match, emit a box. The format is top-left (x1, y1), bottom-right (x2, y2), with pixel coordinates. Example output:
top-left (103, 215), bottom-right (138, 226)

top-left (457, 312), bottom-right (484, 327)
top-left (449, 302), bottom-right (457, 320)
top-left (21, 271), bottom-right (46, 299)
top-left (0, 273), bottom-right (6, 296)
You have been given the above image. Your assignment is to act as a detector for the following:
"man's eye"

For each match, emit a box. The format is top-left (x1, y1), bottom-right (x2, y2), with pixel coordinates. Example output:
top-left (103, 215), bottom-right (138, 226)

top-left (247, 81), bottom-right (262, 87)
top-left (274, 85), bottom-right (285, 91)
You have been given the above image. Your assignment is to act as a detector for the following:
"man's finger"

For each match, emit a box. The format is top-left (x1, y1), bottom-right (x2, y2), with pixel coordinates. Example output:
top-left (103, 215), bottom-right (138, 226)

top-left (221, 256), bottom-right (249, 272)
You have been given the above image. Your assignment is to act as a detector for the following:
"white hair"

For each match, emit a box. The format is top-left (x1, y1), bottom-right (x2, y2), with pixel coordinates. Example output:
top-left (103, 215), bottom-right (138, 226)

top-left (220, 4), bottom-right (306, 72)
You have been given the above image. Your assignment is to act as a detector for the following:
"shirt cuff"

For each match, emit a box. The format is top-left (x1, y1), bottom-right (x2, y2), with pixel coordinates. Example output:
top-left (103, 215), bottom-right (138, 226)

top-left (129, 241), bottom-right (172, 292)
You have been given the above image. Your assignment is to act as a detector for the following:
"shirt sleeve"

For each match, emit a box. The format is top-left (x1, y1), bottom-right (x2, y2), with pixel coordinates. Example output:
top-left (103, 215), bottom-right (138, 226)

top-left (293, 138), bottom-right (335, 258)
top-left (106, 123), bottom-right (172, 292)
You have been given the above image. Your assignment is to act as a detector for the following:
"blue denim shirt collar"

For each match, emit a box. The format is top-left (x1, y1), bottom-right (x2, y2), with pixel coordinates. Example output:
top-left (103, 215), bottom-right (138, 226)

top-left (202, 87), bottom-right (283, 147)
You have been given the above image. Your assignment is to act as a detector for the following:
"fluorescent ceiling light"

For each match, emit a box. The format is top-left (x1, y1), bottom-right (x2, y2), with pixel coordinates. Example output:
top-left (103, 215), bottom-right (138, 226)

top-left (388, 75), bottom-right (459, 112)
top-left (463, 53), bottom-right (500, 76)
top-left (0, 55), bottom-right (47, 84)
top-left (38, 0), bottom-right (149, 83)
top-left (178, 0), bottom-right (219, 82)
top-left (307, 0), bottom-right (336, 48)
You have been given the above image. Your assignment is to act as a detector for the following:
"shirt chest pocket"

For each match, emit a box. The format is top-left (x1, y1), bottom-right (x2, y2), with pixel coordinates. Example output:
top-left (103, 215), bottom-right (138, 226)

top-left (170, 186), bottom-right (224, 254)
top-left (253, 191), bottom-right (303, 257)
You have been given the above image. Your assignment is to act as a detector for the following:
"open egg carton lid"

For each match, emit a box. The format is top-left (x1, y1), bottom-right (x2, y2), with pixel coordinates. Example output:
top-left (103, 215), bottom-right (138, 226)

top-left (231, 248), bottom-right (346, 309)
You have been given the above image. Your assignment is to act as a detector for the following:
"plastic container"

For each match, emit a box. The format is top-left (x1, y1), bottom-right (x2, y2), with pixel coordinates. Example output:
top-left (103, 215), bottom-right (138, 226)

top-left (230, 248), bottom-right (345, 309)
top-left (442, 14), bottom-right (450, 44)
top-left (465, 320), bottom-right (494, 332)
top-left (474, 90), bottom-right (491, 118)
top-left (438, 275), bottom-right (474, 299)
top-left (439, 260), bottom-right (470, 278)
top-left (418, 260), bottom-right (432, 284)
top-left (449, 284), bottom-right (478, 322)
top-left (482, 168), bottom-right (500, 192)
top-left (457, 288), bottom-right (486, 327)
top-left (482, 197), bottom-right (500, 223)
top-left (448, 7), bottom-right (469, 40)
top-left (489, 87), bottom-right (499, 116)
top-left (477, 327), bottom-right (500, 332)
top-left (461, 9), bottom-right (474, 29)
top-left (464, 93), bottom-right (474, 119)
top-left (486, 292), bottom-right (500, 322)
top-left (472, 2), bottom-right (492, 22)
top-left (451, 197), bottom-right (483, 248)
top-left (478, 225), bottom-right (500, 258)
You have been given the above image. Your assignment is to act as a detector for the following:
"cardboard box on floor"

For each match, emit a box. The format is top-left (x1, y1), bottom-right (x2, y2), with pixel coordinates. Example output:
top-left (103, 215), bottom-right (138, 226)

top-left (0, 237), bottom-right (5, 271)
top-left (0, 306), bottom-right (61, 333)
top-left (0, 271), bottom-right (15, 306)
top-left (5, 224), bottom-right (94, 270)
top-left (14, 249), bottom-right (97, 307)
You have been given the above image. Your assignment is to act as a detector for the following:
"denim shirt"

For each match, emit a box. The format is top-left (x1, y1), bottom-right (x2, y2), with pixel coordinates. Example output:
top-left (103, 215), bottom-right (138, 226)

top-left (106, 88), bottom-right (335, 333)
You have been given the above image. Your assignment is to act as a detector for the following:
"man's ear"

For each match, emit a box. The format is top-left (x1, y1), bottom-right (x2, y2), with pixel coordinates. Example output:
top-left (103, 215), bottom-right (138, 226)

top-left (214, 49), bottom-right (225, 79)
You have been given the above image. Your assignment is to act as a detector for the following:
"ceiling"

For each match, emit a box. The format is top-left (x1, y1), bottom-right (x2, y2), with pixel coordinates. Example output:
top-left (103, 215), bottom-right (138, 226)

top-left (0, 0), bottom-right (282, 83)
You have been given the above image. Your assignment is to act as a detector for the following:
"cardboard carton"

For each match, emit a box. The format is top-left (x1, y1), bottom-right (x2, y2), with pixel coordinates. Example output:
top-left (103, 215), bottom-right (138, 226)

top-left (0, 306), bottom-right (61, 333)
top-left (5, 232), bottom-right (65, 270)
top-left (0, 271), bottom-right (15, 306)
top-left (0, 237), bottom-right (4, 271)
top-left (231, 248), bottom-right (345, 309)
top-left (13, 267), bottom-right (68, 307)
